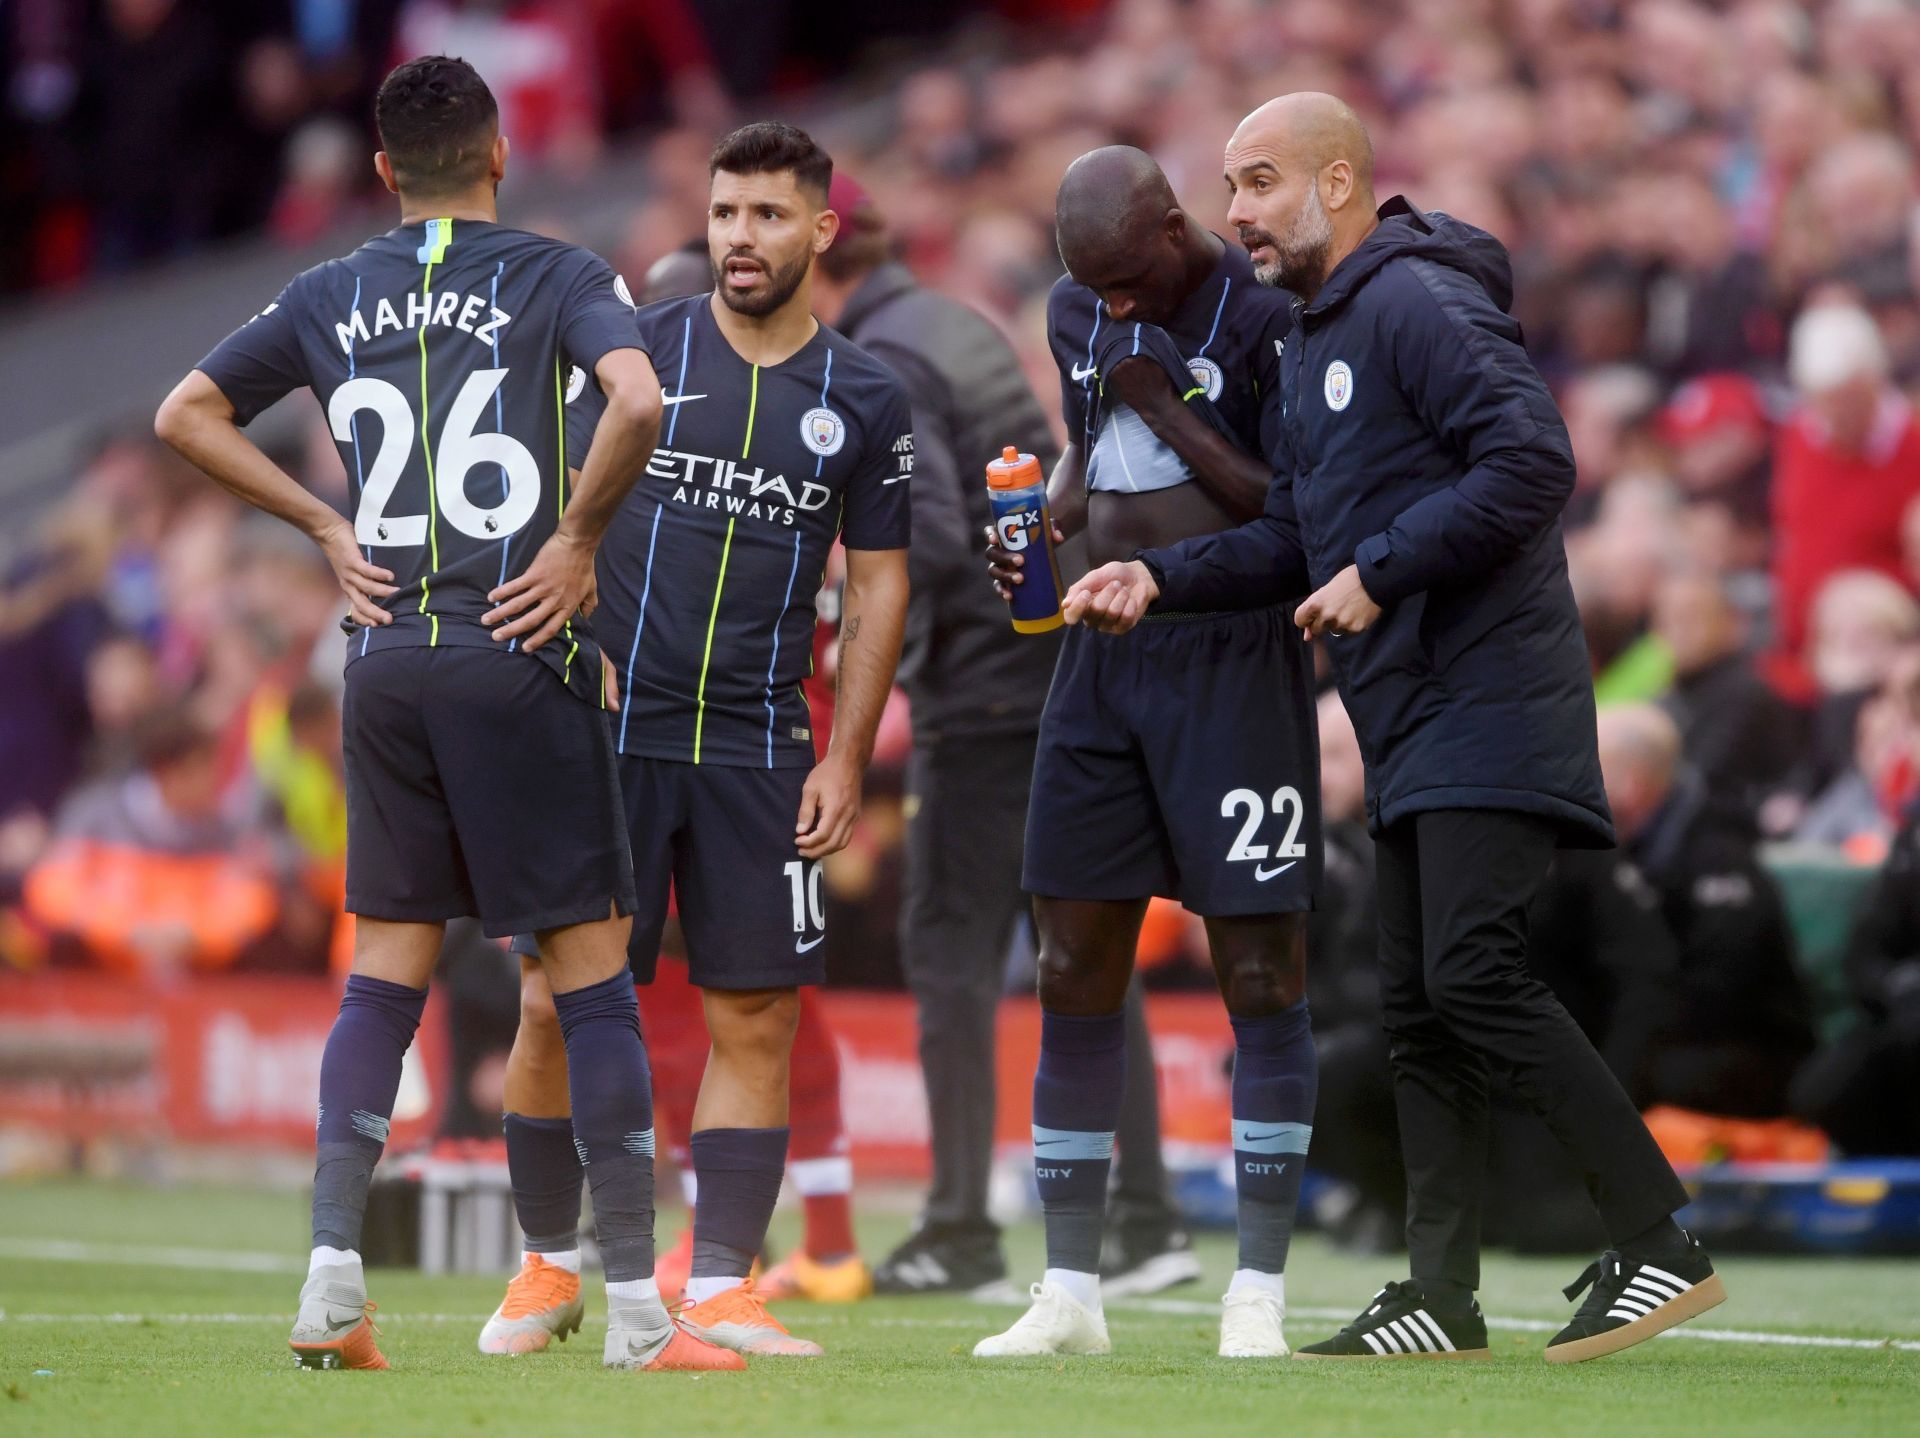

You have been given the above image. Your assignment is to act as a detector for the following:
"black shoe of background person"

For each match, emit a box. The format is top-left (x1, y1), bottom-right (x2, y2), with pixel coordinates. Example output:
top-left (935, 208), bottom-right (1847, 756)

top-left (1545, 1232), bottom-right (1725, 1364)
top-left (1098, 1222), bottom-right (1204, 1297)
top-left (872, 1224), bottom-right (1008, 1296)
top-left (1294, 1280), bottom-right (1493, 1360)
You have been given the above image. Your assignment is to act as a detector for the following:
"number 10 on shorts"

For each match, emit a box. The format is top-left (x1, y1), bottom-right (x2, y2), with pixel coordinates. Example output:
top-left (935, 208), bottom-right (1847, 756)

top-left (784, 859), bottom-right (825, 948)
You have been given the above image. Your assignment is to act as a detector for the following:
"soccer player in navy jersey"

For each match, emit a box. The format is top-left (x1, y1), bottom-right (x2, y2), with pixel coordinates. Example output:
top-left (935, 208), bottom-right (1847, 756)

top-left (974, 148), bottom-right (1319, 1361)
top-left (154, 56), bottom-right (739, 1374)
top-left (484, 122), bottom-right (913, 1361)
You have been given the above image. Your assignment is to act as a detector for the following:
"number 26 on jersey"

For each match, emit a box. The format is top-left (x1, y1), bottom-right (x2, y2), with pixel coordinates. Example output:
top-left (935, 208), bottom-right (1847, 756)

top-left (330, 368), bottom-right (542, 547)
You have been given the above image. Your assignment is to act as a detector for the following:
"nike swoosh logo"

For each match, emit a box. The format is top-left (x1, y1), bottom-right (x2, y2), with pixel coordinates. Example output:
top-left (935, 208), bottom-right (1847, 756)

top-left (1033, 1138), bottom-right (1070, 1147)
top-left (660, 393), bottom-right (707, 406)
top-left (1238, 1133), bottom-right (1292, 1146)
top-left (882, 473), bottom-right (907, 485)
top-left (1070, 362), bottom-right (1097, 381)
top-left (795, 935), bottom-right (824, 954)
top-left (1253, 861), bottom-right (1297, 882)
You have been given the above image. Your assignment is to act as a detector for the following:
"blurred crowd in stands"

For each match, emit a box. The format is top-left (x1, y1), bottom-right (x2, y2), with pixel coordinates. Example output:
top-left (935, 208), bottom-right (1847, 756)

top-left (5, 0), bottom-right (1920, 1160)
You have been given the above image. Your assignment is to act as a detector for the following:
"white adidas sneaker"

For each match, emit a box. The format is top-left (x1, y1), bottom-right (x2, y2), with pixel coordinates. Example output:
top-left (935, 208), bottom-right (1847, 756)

top-left (1219, 1289), bottom-right (1290, 1357)
top-left (972, 1281), bottom-right (1112, 1357)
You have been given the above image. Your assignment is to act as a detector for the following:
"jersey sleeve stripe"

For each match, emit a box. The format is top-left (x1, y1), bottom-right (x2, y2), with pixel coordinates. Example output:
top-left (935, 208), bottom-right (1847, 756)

top-left (691, 516), bottom-right (738, 765)
top-left (1197, 277), bottom-right (1231, 357)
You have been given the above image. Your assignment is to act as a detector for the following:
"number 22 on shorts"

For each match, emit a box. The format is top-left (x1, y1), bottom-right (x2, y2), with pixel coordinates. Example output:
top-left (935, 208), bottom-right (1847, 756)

top-left (1222, 786), bottom-right (1308, 882)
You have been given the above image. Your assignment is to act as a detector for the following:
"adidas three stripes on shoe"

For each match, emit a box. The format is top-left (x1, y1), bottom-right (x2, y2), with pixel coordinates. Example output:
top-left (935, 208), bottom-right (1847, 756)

top-left (1546, 1231), bottom-right (1726, 1364)
top-left (1294, 1280), bottom-right (1493, 1361)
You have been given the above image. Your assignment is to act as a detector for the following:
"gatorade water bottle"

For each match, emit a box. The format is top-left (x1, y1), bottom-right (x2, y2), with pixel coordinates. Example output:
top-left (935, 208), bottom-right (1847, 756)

top-left (986, 446), bottom-right (1065, 634)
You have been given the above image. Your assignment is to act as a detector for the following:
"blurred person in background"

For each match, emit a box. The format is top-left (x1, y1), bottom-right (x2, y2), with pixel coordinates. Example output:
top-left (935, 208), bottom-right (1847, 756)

top-left (0, 497), bottom-right (114, 831)
top-left (1595, 704), bottom-right (1814, 1120)
top-left (1787, 571), bottom-right (1920, 849)
top-left (1655, 373), bottom-right (1775, 575)
top-left (1641, 172), bottom-right (1783, 382)
top-left (812, 172), bottom-right (1193, 1299)
top-left (1771, 304), bottom-right (1920, 673)
top-left (810, 173), bottom-right (1063, 1295)
top-left (21, 704), bottom-right (284, 975)
top-left (1793, 654), bottom-right (1920, 1156)
top-left (1653, 569), bottom-right (1805, 822)
top-left (1300, 692), bottom-right (1400, 1256)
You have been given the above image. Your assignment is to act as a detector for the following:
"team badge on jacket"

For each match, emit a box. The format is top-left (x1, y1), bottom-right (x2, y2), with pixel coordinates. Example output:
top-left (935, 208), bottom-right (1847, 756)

top-left (1324, 360), bottom-right (1354, 412)
top-left (802, 406), bottom-right (847, 456)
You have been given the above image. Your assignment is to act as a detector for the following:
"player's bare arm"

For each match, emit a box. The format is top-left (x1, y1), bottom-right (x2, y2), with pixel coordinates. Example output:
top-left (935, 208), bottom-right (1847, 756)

top-left (154, 370), bottom-right (397, 627)
top-left (797, 546), bottom-right (907, 860)
top-left (1100, 355), bottom-right (1268, 521)
top-left (986, 441), bottom-right (1082, 600)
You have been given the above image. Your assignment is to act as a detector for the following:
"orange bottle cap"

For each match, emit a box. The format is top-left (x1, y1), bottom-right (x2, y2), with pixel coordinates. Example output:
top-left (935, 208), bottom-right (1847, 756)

top-left (986, 446), bottom-right (1043, 490)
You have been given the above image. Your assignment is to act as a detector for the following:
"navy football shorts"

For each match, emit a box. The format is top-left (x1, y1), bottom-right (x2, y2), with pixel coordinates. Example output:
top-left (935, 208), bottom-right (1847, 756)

top-left (343, 646), bottom-right (636, 938)
top-left (1023, 605), bottom-right (1321, 915)
top-left (513, 756), bottom-right (824, 989)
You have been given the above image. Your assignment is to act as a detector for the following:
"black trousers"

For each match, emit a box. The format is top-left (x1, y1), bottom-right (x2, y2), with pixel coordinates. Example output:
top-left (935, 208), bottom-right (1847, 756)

top-left (1376, 809), bottom-right (1688, 1288)
top-left (900, 732), bottom-right (1171, 1236)
top-left (900, 734), bottom-right (1035, 1235)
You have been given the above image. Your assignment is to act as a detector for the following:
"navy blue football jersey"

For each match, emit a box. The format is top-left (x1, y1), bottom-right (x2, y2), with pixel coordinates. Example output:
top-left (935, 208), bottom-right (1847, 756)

top-left (194, 218), bottom-right (642, 702)
top-left (1046, 238), bottom-right (1293, 486)
top-left (567, 295), bottom-right (913, 768)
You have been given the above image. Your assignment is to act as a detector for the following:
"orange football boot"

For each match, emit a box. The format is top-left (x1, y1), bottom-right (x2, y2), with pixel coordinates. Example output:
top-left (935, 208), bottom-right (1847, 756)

top-left (478, 1254), bottom-right (585, 1354)
top-left (289, 1264), bottom-right (388, 1370)
top-left (676, 1280), bottom-right (823, 1357)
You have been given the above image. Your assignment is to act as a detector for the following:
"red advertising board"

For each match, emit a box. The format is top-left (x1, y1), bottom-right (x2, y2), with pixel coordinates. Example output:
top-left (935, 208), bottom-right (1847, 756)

top-left (0, 974), bottom-right (448, 1150)
top-left (1, 976), bottom-right (1231, 1177)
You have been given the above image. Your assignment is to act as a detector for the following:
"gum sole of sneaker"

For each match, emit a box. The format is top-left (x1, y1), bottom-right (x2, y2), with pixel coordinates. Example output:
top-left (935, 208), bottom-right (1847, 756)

top-left (1293, 1348), bottom-right (1494, 1362)
top-left (1544, 1273), bottom-right (1727, 1365)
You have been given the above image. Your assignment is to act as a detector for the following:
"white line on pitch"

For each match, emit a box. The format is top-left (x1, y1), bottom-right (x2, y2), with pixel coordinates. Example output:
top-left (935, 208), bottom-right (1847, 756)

top-left (1102, 1295), bottom-right (1920, 1353)
top-left (0, 1238), bottom-right (303, 1273)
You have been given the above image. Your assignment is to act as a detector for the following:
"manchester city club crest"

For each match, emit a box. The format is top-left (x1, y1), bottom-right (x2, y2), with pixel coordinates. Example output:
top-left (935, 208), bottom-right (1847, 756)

top-left (1324, 359), bottom-right (1354, 412)
top-left (801, 405), bottom-right (846, 456)
top-left (1186, 355), bottom-right (1224, 402)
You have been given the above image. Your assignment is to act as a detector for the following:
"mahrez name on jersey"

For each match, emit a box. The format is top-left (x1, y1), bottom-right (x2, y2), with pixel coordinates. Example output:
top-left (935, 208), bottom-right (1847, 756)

top-left (331, 288), bottom-right (512, 353)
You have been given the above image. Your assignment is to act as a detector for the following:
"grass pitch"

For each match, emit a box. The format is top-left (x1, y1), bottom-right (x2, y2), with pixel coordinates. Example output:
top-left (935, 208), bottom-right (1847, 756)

top-left (1, 1180), bottom-right (1916, 1437)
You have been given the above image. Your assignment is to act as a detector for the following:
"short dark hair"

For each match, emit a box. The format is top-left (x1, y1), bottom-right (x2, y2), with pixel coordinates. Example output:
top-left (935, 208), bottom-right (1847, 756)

top-left (708, 122), bottom-right (833, 204)
top-left (375, 55), bottom-right (499, 196)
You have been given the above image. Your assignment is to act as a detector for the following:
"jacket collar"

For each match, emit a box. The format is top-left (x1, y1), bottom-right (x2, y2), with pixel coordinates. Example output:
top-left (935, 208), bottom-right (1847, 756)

top-left (1303, 195), bottom-right (1431, 320)
top-left (834, 262), bottom-right (918, 336)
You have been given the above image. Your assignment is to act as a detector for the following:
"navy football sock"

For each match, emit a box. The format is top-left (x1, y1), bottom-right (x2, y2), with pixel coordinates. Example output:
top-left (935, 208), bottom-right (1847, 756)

top-left (504, 1113), bottom-right (584, 1252)
top-left (689, 1127), bottom-right (790, 1280)
top-left (1033, 1009), bottom-right (1126, 1275)
top-left (312, 974), bottom-right (428, 1250)
top-left (1230, 1004), bottom-right (1316, 1274)
top-left (550, 972), bottom-right (656, 1284)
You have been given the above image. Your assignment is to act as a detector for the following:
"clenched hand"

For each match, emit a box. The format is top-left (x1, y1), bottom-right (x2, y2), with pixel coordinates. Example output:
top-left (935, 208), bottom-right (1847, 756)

top-left (1294, 564), bottom-right (1381, 640)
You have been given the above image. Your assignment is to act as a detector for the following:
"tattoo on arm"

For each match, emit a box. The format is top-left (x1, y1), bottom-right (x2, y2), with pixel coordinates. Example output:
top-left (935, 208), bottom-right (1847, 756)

top-left (839, 615), bottom-right (862, 665)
